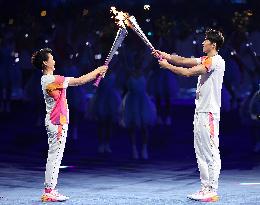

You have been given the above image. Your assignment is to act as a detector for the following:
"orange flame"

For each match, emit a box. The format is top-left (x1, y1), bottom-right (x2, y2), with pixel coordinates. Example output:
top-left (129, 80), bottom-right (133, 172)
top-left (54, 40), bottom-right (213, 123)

top-left (110, 7), bottom-right (132, 28)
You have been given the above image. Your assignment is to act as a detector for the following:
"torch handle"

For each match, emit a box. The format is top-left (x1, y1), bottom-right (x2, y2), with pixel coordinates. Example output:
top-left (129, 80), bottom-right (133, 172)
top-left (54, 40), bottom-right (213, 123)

top-left (93, 28), bottom-right (127, 87)
top-left (127, 16), bottom-right (163, 61)
top-left (151, 48), bottom-right (163, 61)
top-left (157, 54), bottom-right (163, 61)
top-left (93, 75), bottom-right (103, 87)
top-left (93, 62), bottom-right (109, 87)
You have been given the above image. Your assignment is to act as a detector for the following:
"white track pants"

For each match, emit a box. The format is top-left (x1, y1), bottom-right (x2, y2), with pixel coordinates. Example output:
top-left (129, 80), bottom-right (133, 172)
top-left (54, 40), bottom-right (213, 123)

top-left (44, 122), bottom-right (68, 189)
top-left (193, 112), bottom-right (221, 191)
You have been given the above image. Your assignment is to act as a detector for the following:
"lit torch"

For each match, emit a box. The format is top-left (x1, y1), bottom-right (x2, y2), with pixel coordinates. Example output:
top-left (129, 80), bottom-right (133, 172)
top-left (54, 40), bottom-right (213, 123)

top-left (110, 7), bottom-right (162, 60)
top-left (94, 7), bottom-right (128, 87)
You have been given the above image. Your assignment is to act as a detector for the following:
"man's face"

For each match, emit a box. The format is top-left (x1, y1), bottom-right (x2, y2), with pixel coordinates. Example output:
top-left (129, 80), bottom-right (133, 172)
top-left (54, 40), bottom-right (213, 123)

top-left (202, 39), bottom-right (216, 54)
top-left (44, 53), bottom-right (55, 70)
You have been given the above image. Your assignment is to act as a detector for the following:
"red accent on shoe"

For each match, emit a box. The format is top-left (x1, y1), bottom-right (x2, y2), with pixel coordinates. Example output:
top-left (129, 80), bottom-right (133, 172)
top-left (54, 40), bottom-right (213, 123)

top-left (45, 188), bottom-right (53, 193)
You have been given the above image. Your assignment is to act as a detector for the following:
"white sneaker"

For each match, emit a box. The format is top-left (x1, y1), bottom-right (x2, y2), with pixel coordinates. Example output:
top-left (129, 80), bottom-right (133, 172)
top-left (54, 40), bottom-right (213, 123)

top-left (41, 189), bottom-right (69, 202)
top-left (200, 191), bottom-right (219, 202)
top-left (187, 190), bottom-right (206, 200)
top-left (187, 189), bottom-right (219, 202)
top-left (187, 186), bottom-right (209, 200)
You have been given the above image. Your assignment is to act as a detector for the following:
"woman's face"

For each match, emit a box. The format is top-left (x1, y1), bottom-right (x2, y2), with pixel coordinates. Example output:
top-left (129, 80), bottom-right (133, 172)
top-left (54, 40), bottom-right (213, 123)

top-left (44, 53), bottom-right (55, 71)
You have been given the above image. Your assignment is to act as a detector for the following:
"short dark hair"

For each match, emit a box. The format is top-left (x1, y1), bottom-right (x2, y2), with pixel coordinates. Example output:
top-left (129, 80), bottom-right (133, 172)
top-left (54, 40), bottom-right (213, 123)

top-left (205, 29), bottom-right (224, 51)
top-left (31, 48), bottom-right (52, 70)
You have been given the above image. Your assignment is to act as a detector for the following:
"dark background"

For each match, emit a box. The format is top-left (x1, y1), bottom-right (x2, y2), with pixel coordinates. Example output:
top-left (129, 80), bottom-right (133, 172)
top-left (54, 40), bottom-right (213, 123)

top-left (0, 0), bottom-right (259, 167)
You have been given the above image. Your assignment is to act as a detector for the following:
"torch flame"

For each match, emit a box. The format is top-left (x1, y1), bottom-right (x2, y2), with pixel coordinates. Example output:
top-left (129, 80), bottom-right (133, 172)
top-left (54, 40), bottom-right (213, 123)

top-left (110, 7), bottom-right (131, 28)
top-left (109, 7), bottom-right (159, 57)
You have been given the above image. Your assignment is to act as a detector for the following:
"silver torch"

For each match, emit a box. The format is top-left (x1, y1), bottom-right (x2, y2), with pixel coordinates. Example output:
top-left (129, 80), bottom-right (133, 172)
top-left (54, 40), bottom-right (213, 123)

top-left (94, 8), bottom-right (128, 87)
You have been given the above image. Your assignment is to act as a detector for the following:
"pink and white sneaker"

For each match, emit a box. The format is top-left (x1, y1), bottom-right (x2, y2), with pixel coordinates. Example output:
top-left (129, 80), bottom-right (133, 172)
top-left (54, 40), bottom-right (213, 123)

top-left (41, 189), bottom-right (69, 202)
top-left (200, 191), bottom-right (219, 202)
top-left (187, 188), bottom-right (219, 202)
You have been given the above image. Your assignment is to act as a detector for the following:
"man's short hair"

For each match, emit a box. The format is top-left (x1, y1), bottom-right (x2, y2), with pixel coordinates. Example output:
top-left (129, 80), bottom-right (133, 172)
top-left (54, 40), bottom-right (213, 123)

top-left (205, 29), bottom-right (224, 51)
